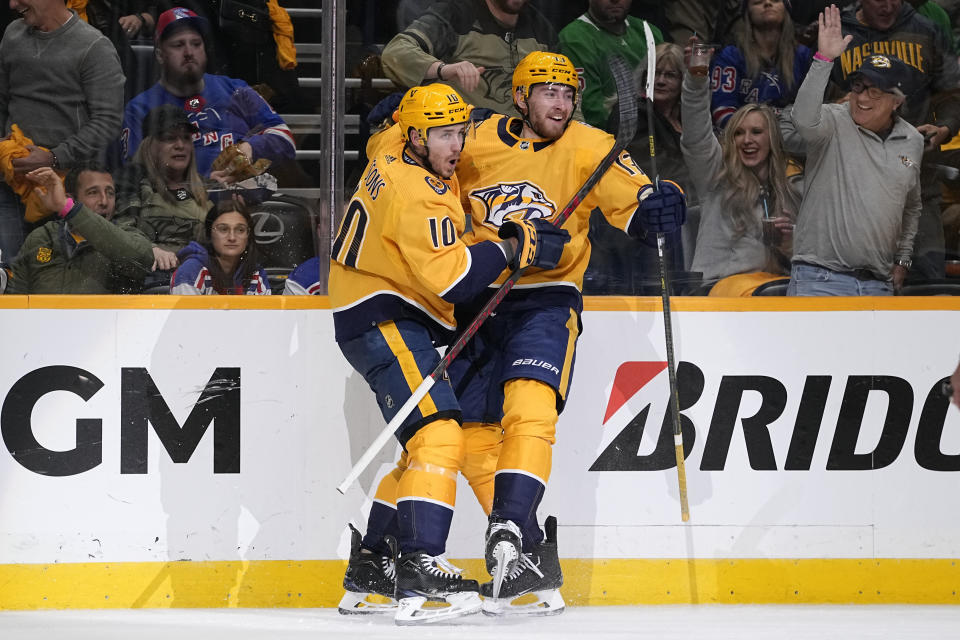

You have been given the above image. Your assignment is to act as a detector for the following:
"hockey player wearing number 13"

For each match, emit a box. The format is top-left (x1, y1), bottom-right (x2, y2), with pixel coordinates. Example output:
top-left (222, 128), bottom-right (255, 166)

top-left (329, 83), bottom-right (570, 624)
top-left (344, 52), bottom-right (688, 618)
top-left (449, 51), bottom-right (687, 615)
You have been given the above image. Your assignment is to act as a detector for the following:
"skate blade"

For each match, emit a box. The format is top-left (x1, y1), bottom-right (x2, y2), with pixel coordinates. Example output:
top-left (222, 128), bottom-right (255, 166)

top-left (481, 589), bottom-right (565, 617)
top-left (337, 591), bottom-right (397, 615)
top-left (395, 592), bottom-right (482, 625)
top-left (490, 543), bottom-right (518, 599)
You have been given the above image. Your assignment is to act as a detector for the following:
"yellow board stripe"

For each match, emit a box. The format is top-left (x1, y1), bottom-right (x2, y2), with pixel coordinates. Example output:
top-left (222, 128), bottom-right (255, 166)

top-left (0, 295), bottom-right (331, 310)
top-left (4, 295), bottom-right (960, 312)
top-left (0, 558), bottom-right (957, 610)
top-left (581, 296), bottom-right (960, 312)
top-left (377, 321), bottom-right (438, 417)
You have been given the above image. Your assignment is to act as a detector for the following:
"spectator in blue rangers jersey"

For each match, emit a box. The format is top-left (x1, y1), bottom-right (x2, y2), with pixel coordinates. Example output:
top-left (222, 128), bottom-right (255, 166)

top-left (171, 200), bottom-right (269, 295)
top-left (331, 83), bottom-right (569, 625)
top-left (282, 256), bottom-right (321, 295)
top-left (710, 0), bottom-right (813, 129)
top-left (119, 7), bottom-right (295, 181)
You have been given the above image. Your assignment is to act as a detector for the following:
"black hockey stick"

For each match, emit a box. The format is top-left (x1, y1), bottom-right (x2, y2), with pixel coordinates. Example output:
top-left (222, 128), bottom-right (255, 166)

top-left (643, 22), bottom-right (690, 522)
top-left (337, 56), bottom-right (640, 494)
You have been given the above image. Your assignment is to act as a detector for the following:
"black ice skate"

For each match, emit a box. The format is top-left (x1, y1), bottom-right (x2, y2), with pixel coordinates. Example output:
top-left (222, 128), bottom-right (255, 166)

top-left (481, 515), bottom-right (565, 616)
top-left (394, 550), bottom-right (482, 625)
top-left (337, 524), bottom-right (397, 614)
top-left (484, 516), bottom-right (522, 599)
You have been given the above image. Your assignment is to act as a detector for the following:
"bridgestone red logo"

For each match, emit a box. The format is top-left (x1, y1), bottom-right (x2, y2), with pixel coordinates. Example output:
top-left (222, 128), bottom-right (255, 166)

top-left (591, 361), bottom-right (957, 472)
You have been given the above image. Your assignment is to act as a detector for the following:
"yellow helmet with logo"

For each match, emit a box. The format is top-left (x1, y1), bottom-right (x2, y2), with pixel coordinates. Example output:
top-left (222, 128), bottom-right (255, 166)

top-left (512, 51), bottom-right (580, 103)
top-left (395, 83), bottom-right (473, 141)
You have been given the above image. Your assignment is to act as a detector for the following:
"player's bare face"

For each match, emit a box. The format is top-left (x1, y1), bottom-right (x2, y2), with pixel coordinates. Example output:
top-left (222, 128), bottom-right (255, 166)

top-left (733, 111), bottom-right (771, 174)
top-left (747, 0), bottom-right (785, 30)
top-left (521, 84), bottom-right (575, 140)
top-left (211, 211), bottom-right (250, 261)
top-left (155, 128), bottom-right (194, 178)
top-left (72, 171), bottom-right (116, 219)
top-left (423, 123), bottom-right (467, 179)
top-left (158, 29), bottom-right (207, 85)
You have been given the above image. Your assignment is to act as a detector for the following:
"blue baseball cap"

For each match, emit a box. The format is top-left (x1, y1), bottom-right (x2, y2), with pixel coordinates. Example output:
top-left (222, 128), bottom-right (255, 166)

top-left (848, 54), bottom-right (911, 92)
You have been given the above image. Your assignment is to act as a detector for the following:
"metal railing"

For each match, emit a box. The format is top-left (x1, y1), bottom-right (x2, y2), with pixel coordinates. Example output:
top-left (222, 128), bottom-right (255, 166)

top-left (286, 8), bottom-right (322, 18)
top-left (299, 77), bottom-right (396, 90)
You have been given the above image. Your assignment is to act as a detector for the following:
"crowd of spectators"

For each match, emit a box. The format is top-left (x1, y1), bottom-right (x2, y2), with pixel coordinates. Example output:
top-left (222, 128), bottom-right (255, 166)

top-left (0, 2), bottom-right (304, 295)
top-left (2, 0), bottom-right (960, 297)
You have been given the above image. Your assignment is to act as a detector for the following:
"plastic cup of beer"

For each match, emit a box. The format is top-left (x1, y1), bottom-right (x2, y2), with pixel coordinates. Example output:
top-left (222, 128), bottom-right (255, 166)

top-left (689, 42), bottom-right (717, 77)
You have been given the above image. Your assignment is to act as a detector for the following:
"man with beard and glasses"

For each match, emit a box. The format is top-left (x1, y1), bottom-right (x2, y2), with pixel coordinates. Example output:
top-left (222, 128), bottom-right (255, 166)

top-left (381, 0), bottom-right (560, 115)
top-left (118, 7), bottom-right (295, 183)
top-left (331, 82), bottom-right (569, 624)
top-left (559, 0), bottom-right (665, 130)
top-left (352, 51), bottom-right (687, 617)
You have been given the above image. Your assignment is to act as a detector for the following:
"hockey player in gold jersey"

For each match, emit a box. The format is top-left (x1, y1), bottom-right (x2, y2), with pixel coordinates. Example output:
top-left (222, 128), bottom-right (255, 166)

top-left (331, 83), bottom-right (569, 625)
top-left (344, 52), bottom-right (686, 618)
top-left (447, 51), bottom-right (687, 615)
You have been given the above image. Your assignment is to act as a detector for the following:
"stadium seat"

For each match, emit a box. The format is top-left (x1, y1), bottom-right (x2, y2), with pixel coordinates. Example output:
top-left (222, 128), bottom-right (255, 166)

top-left (751, 278), bottom-right (790, 296)
top-left (897, 280), bottom-right (960, 296)
top-left (249, 193), bottom-right (319, 290)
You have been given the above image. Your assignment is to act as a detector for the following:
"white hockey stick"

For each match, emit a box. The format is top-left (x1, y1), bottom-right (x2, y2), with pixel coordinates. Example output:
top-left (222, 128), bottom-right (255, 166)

top-left (643, 21), bottom-right (690, 522)
top-left (336, 57), bottom-right (640, 495)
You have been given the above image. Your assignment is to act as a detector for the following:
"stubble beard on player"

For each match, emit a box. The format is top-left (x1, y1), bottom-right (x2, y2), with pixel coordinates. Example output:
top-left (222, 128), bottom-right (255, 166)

top-left (406, 141), bottom-right (456, 179)
top-left (523, 105), bottom-right (571, 141)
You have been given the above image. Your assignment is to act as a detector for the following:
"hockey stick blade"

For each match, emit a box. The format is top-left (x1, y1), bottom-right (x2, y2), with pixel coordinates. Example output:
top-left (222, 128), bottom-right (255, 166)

top-left (337, 55), bottom-right (641, 493)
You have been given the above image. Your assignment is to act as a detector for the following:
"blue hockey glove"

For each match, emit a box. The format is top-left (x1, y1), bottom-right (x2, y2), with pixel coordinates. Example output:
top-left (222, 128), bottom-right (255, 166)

top-left (633, 179), bottom-right (686, 236)
top-left (366, 92), bottom-right (404, 127)
top-left (498, 217), bottom-right (571, 271)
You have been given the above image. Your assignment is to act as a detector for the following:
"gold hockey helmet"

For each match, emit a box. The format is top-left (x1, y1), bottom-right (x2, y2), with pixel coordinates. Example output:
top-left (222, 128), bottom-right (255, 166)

top-left (395, 83), bottom-right (473, 141)
top-left (512, 51), bottom-right (580, 104)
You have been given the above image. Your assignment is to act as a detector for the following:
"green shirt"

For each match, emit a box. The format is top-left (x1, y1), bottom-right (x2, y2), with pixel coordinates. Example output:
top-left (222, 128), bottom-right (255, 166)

top-left (560, 14), bottom-right (664, 129)
top-left (918, 1), bottom-right (957, 55)
top-left (114, 178), bottom-right (212, 254)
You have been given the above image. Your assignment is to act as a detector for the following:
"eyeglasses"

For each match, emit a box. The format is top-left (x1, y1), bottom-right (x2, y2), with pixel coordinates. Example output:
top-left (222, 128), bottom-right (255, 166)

top-left (655, 70), bottom-right (682, 81)
top-left (212, 224), bottom-right (249, 236)
top-left (850, 80), bottom-right (891, 100)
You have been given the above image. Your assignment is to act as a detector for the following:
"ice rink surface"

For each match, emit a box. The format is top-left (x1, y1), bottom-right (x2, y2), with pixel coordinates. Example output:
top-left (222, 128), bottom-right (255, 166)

top-left (2, 605), bottom-right (958, 640)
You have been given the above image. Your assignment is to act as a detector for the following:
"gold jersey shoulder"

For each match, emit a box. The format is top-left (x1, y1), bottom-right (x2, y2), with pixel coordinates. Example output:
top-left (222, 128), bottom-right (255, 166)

top-left (457, 115), bottom-right (650, 289)
top-left (329, 140), bottom-right (471, 332)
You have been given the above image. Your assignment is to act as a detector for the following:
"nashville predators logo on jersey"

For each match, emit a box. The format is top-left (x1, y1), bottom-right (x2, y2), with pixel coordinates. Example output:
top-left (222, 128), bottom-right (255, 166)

top-left (424, 175), bottom-right (448, 195)
top-left (470, 181), bottom-right (556, 228)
